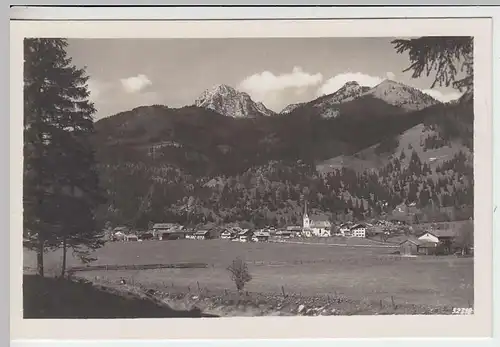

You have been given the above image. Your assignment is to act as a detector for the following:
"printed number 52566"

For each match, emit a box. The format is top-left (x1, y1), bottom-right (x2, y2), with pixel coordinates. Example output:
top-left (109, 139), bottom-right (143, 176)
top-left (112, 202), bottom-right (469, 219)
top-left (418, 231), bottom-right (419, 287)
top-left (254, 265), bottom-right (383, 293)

top-left (452, 308), bottom-right (473, 315)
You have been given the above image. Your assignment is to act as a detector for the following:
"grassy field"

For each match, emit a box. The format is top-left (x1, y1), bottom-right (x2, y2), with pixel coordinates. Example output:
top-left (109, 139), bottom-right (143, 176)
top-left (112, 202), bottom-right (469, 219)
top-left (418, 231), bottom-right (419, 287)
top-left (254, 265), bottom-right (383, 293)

top-left (23, 239), bottom-right (473, 308)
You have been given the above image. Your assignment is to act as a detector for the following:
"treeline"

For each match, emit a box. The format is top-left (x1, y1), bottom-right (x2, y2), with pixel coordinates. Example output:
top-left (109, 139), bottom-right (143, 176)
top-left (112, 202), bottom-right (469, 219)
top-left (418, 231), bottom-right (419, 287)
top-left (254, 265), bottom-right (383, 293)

top-left (97, 149), bottom-right (473, 229)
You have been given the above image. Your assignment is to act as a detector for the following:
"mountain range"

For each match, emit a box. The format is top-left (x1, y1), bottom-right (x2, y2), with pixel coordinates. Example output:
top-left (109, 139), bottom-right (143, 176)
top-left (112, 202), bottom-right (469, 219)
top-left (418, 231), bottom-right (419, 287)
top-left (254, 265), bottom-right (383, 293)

top-left (189, 79), bottom-right (441, 119)
top-left (93, 79), bottom-right (473, 228)
top-left (94, 79), bottom-right (471, 172)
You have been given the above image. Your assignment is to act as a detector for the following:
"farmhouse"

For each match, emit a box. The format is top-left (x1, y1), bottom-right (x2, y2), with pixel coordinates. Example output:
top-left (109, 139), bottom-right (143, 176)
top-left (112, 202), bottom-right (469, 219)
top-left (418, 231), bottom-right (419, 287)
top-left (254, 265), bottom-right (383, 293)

top-left (350, 223), bottom-right (366, 238)
top-left (194, 229), bottom-right (212, 240)
top-left (113, 226), bottom-right (129, 233)
top-left (111, 226), bottom-right (130, 241)
top-left (182, 228), bottom-right (196, 239)
top-left (286, 225), bottom-right (302, 236)
top-left (338, 223), bottom-right (352, 236)
top-left (286, 225), bottom-right (302, 232)
top-left (221, 229), bottom-right (236, 239)
top-left (276, 229), bottom-right (294, 238)
top-left (124, 234), bottom-right (139, 242)
top-left (418, 229), bottom-right (456, 243)
top-left (302, 202), bottom-right (332, 237)
top-left (238, 229), bottom-right (253, 242)
top-left (418, 229), bottom-right (456, 254)
top-left (157, 226), bottom-right (185, 240)
top-left (252, 231), bottom-right (270, 242)
top-left (152, 223), bottom-right (182, 239)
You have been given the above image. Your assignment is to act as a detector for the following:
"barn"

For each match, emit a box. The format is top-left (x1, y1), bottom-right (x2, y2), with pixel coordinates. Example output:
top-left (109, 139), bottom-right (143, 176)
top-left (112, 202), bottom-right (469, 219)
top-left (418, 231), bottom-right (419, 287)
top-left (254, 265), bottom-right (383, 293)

top-left (417, 241), bottom-right (439, 255)
top-left (399, 238), bottom-right (421, 256)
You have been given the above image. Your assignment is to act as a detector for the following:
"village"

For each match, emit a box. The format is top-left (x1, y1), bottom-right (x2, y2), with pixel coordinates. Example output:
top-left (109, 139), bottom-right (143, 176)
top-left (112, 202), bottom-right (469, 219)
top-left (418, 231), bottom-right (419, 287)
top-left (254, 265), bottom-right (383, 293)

top-left (108, 202), bottom-right (473, 257)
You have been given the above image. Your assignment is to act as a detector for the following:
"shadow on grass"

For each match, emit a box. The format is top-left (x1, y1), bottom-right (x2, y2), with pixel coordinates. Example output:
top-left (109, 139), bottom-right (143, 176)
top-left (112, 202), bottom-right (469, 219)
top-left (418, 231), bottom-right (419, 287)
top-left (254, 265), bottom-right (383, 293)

top-left (23, 274), bottom-right (218, 319)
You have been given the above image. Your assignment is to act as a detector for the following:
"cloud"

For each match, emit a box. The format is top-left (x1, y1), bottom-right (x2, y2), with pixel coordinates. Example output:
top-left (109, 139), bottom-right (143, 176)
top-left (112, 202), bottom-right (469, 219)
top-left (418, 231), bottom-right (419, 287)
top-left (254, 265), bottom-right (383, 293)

top-left (86, 79), bottom-right (104, 102)
top-left (421, 89), bottom-right (462, 103)
top-left (238, 66), bottom-right (323, 111)
top-left (386, 71), bottom-right (396, 80)
top-left (317, 72), bottom-right (384, 96)
top-left (84, 78), bottom-right (162, 120)
top-left (120, 74), bottom-right (153, 94)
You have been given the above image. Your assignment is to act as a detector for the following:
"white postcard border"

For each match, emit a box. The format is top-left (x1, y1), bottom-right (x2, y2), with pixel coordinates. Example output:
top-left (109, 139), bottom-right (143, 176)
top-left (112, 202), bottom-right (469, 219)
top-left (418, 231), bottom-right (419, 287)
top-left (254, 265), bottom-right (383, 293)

top-left (9, 11), bottom-right (495, 341)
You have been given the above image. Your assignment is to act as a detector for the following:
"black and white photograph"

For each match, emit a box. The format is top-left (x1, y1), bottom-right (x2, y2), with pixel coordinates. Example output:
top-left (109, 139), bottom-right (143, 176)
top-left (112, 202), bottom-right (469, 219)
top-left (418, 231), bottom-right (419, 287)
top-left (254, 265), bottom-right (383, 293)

top-left (10, 14), bottom-right (494, 340)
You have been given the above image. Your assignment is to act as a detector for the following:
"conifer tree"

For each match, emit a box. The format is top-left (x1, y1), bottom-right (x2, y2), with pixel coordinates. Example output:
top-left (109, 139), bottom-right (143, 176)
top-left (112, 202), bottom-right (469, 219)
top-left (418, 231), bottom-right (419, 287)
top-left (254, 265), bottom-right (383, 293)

top-left (392, 36), bottom-right (473, 92)
top-left (23, 39), bottom-right (105, 277)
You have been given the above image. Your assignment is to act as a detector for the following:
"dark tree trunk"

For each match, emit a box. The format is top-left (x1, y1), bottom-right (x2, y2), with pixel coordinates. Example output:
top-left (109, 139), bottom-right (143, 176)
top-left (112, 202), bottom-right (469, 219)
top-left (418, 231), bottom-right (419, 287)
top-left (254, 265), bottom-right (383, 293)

top-left (36, 237), bottom-right (44, 277)
top-left (61, 237), bottom-right (67, 278)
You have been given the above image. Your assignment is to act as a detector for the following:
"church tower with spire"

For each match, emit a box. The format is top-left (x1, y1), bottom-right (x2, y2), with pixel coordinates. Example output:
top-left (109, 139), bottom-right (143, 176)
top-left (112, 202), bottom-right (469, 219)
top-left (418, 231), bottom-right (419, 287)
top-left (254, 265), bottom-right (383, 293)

top-left (303, 200), bottom-right (310, 230)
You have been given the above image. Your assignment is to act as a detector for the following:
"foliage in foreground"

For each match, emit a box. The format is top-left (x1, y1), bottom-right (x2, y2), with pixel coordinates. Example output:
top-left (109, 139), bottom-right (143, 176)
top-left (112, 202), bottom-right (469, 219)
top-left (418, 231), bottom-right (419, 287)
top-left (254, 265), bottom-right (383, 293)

top-left (23, 38), bottom-right (105, 276)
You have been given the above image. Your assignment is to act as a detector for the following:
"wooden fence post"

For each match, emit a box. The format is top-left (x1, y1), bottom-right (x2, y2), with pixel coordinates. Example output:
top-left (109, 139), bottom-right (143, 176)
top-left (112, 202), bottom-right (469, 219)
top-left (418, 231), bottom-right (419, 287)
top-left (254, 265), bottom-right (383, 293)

top-left (281, 286), bottom-right (286, 297)
top-left (391, 296), bottom-right (396, 309)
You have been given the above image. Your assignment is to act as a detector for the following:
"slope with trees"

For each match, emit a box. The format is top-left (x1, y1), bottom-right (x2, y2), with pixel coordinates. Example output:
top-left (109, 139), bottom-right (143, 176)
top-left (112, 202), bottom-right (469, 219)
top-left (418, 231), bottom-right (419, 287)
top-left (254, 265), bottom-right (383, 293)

top-left (90, 36), bottom-right (475, 230)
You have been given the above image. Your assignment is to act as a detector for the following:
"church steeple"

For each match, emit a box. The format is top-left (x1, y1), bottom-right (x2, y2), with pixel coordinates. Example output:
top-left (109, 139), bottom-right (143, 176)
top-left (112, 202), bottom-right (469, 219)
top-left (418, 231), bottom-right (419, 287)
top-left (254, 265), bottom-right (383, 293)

top-left (303, 200), bottom-right (310, 229)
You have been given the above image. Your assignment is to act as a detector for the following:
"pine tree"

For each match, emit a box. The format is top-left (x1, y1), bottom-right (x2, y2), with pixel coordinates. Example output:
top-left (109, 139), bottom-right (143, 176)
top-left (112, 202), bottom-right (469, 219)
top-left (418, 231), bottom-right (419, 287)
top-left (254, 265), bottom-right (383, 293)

top-left (392, 36), bottom-right (473, 93)
top-left (408, 150), bottom-right (422, 176)
top-left (23, 39), bottom-right (105, 277)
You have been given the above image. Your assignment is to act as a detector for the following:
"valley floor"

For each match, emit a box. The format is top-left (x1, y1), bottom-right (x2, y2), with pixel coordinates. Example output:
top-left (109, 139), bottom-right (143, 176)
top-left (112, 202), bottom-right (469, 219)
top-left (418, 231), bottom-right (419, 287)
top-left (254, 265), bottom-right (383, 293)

top-left (24, 239), bottom-right (474, 316)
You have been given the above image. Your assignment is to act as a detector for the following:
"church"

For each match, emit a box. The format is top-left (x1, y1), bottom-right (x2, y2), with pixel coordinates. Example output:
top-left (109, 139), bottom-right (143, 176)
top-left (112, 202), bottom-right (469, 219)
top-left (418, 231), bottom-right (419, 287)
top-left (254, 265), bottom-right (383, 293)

top-left (302, 201), bottom-right (332, 237)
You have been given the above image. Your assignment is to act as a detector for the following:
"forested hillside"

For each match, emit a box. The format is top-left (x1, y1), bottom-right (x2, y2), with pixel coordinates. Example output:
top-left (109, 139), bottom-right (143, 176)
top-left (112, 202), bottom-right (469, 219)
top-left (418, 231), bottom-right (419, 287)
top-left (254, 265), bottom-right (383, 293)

top-left (93, 85), bottom-right (473, 229)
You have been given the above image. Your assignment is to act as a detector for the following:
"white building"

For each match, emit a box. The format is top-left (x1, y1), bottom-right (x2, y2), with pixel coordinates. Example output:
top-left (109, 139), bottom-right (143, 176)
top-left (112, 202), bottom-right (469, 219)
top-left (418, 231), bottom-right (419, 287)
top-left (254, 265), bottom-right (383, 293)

top-left (220, 230), bottom-right (234, 239)
top-left (302, 202), bottom-right (332, 237)
top-left (338, 223), bottom-right (352, 236)
top-left (350, 223), bottom-right (366, 238)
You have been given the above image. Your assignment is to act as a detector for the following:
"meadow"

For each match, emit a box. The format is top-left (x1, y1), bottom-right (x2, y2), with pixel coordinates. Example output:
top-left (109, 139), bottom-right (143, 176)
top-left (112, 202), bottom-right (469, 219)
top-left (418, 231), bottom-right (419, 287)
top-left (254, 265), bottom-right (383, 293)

top-left (23, 239), bottom-right (474, 308)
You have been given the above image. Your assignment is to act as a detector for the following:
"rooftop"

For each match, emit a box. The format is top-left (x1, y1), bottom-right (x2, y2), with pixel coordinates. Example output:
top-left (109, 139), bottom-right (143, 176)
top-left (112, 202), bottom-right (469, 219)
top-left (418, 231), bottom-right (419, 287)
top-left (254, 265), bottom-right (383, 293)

top-left (430, 229), bottom-right (457, 238)
top-left (152, 223), bottom-right (178, 229)
top-left (351, 223), bottom-right (366, 229)
top-left (254, 231), bottom-right (270, 237)
top-left (195, 230), bottom-right (210, 235)
top-left (399, 236), bottom-right (422, 245)
top-left (311, 220), bottom-right (332, 228)
top-left (309, 215), bottom-right (330, 222)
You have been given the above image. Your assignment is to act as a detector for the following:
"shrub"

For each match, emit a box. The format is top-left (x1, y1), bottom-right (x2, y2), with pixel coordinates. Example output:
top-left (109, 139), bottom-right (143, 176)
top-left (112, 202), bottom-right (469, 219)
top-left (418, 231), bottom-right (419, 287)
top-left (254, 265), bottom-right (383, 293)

top-left (226, 257), bottom-right (252, 292)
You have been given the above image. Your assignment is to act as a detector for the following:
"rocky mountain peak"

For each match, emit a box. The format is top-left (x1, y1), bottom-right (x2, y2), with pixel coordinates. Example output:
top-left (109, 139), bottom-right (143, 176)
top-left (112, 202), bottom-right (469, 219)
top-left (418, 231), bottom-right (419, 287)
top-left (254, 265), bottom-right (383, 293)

top-left (195, 84), bottom-right (275, 118)
top-left (365, 79), bottom-right (441, 111)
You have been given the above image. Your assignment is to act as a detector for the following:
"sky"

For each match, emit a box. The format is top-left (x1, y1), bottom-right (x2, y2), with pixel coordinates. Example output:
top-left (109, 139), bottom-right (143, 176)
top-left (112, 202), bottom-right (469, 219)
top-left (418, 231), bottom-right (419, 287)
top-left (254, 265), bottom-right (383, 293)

top-left (66, 38), bottom-right (464, 120)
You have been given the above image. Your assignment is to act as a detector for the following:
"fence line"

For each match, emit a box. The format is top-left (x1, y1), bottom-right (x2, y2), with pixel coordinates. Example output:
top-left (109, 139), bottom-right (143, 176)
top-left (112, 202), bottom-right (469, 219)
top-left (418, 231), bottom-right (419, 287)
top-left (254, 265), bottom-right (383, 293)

top-left (68, 256), bottom-right (423, 274)
top-left (68, 262), bottom-right (208, 273)
top-left (269, 239), bottom-right (398, 248)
